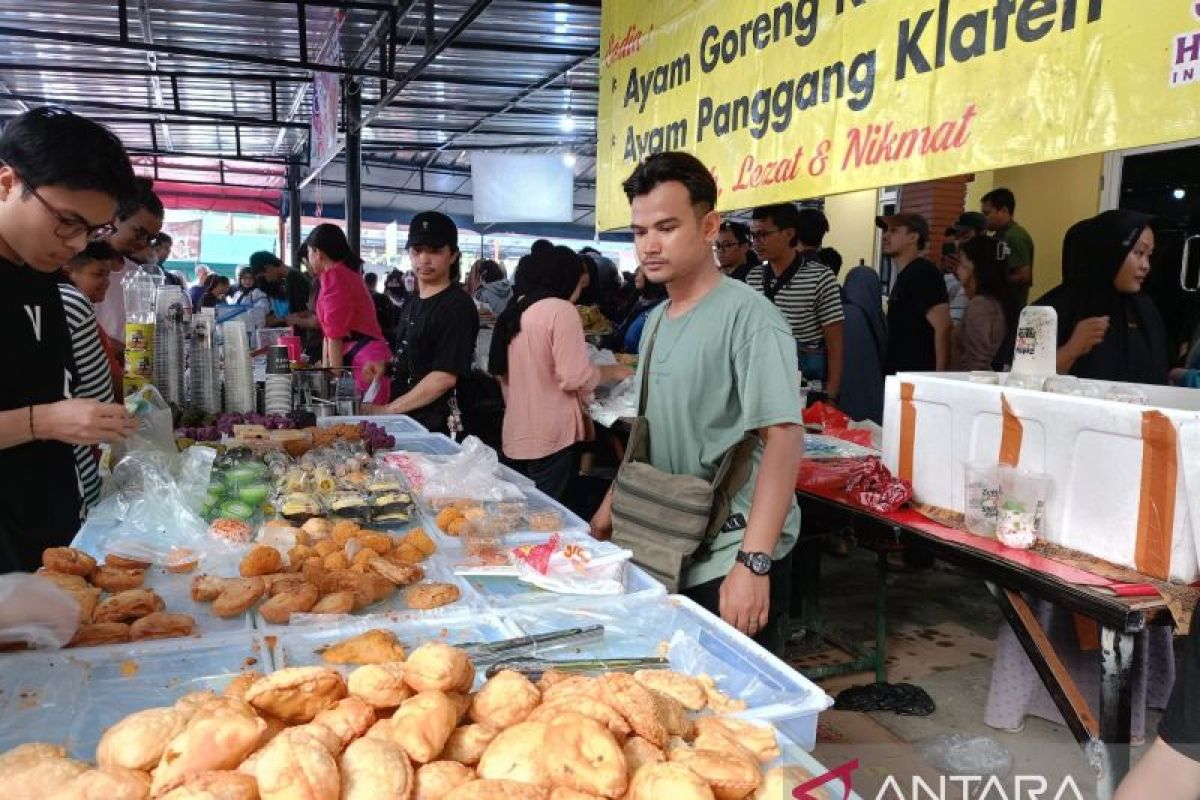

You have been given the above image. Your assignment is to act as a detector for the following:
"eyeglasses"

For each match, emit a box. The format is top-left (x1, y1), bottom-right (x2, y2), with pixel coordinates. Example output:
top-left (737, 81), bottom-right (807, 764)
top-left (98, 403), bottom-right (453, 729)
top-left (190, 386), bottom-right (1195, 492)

top-left (22, 180), bottom-right (117, 243)
top-left (712, 241), bottom-right (744, 252)
top-left (749, 228), bottom-right (781, 242)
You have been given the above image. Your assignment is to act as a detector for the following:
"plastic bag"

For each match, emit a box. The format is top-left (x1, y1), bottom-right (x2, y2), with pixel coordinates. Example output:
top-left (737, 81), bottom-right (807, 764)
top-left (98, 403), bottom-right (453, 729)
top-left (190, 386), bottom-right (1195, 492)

top-left (177, 445), bottom-right (217, 513)
top-left (511, 535), bottom-right (632, 595)
top-left (917, 734), bottom-right (1013, 781)
top-left (0, 574), bottom-right (80, 650)
top-left (834, 682), bottom-right (935, 716)
top-left (409, 437), bottom-right (527, 505)
top-left (113, 385), bottom-right (178, 464)
top-left (802, 401), bottom-right (874, 447)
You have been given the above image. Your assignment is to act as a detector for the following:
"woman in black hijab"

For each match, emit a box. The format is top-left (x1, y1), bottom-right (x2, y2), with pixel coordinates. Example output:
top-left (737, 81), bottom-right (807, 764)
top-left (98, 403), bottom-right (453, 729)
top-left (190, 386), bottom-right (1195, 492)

top-left (1036, 210), bottom-right (1169, 384)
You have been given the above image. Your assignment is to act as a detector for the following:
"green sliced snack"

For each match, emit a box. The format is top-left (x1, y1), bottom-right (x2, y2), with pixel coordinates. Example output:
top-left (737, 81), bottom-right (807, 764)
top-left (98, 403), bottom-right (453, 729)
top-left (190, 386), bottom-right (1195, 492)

top-left (238, 483), bottom-right (271, 505)
top-left (220, 500), bottom-right (255, 520)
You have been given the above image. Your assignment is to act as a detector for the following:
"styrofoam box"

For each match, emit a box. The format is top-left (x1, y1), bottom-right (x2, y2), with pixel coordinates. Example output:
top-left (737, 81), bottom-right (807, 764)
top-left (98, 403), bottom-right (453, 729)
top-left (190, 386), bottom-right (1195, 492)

top-left (882, 373), bottom-right (1200, 582)
top-left (504, 594), bottom-right (832, 751)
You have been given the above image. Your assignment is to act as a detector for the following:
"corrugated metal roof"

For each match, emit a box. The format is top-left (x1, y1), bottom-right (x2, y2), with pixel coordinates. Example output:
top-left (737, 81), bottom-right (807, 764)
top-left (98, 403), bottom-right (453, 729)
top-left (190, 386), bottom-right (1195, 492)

top-left (0, 0), bottom-right (602, 223)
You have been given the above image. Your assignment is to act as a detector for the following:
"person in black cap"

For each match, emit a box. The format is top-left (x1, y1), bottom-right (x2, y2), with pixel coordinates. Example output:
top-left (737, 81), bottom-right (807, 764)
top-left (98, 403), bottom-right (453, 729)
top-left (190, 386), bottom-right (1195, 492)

top-left (363, 211), bottom-right (479, 434)
top-left (877, 212), bottom-right (951, 374)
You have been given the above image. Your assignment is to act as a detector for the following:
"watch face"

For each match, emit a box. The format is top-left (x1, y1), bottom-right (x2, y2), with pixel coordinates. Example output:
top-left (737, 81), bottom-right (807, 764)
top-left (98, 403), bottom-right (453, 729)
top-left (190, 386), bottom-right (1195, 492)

top-left (745, 552), bottom-right (772, 575)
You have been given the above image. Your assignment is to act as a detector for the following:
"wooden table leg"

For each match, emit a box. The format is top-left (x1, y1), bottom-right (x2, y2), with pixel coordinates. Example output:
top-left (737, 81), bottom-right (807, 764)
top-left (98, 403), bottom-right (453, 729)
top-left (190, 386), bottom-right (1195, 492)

top-left (1098, 626), bottom-right (1141, 793)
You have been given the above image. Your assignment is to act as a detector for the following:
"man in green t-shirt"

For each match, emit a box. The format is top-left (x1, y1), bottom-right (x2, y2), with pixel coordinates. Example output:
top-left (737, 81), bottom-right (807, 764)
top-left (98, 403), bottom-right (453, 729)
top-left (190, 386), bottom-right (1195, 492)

top-left (590, 152), bottom-right (804, 654)
top-left (982, 187), bottom-right (1035, 308)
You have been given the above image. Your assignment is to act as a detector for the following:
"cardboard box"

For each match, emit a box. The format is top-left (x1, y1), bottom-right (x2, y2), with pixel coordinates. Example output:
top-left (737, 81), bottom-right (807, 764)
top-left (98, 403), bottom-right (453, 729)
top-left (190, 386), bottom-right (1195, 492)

top-left (882, 373), bottom-right (1200, 583)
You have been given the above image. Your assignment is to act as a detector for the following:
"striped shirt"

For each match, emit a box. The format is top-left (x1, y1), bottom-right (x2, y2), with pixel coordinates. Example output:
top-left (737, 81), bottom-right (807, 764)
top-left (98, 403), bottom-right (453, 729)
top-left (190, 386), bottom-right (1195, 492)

top-left (745, 253), bottom-right (844, 347)
top-left (59, 284), bottom-right (114, 510)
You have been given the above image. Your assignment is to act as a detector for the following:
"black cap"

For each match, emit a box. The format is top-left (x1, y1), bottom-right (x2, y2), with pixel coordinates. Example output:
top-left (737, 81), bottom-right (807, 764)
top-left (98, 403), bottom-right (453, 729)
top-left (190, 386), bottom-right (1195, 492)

top-left (951, 211), bottom-right (987, 236)
top-left (876, 212), bottom-right (930, 247)
top-left (405, 211), bottom-right (458, 250)
top-left (249, 250), bottom-right (283, 270)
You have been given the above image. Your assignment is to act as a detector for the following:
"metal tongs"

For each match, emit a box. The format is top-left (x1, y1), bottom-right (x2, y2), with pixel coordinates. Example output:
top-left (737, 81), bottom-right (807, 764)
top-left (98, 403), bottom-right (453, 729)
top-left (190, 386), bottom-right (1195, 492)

top-left (459, 625), bottom-right (606, 664)
top-left (483, 656), bottom-right (668, 681)
top-left (457, 625), bottom-right (667, 680)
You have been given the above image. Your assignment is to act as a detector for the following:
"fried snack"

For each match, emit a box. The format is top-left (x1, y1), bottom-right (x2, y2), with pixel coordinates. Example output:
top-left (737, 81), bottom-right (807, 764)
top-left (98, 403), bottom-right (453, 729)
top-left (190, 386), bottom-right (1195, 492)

top-left (312, 697), bottom-right (376, 749)
top-left (527, 697), bottom-right (630, 741)
top-left (469, 670), bottom-right (540, 730)
top-left (548, 790), bottom-right (603, 800)
top-left (211, 578), bottom-right (266, 618)
top-left (435, 508), bottom-right (461, 531)
top-left (628, 763), bottom-right (714, 800)
top-left (302, 517), bottom-right (334, 540)
top-left (596, 673), bottom-right (667, 748)
top-left (130, 612), bottom-right (195, 641)
top-left (316, 569), bottom-right (394, 611)
top-left (440, 724), bottom-right (499, 767)
top-left (351, 548), bottom-right (376, 571)
top-left (476, 720), bottom-right (550, 787)
top-left (97, 707), bottom-right (188, 771)
top-left (36, 569), bottom-right (89, 590)
top-left (289, 544), bottom-right (316, 566)
top-left (622, 737), bottom-right (665, 775)
top-left (323, 551), bottom-right (350, 571)
top-left (634, 670), bottom-right (707, 712)
top-left (322, 628), bottom-right (406, 665)
top-left (543, 712), bottom-right (627, 799)
top-left (400, 529), bottom-right (436, 557)
top-left (339, 737), bottom-right (414, 800)
top-left (90, 565), bottom-right (146, 592)
top-left (669, 747), bottom-right (761, 800)
top-left (446, 519), bottom-right (469, 537)
top-left (283, 721), bottom-right (342, 756)
top-left (314, 540), bottom-right (340, 558)
top-left (255, 728), bottom-right (340, 800)
top-left (357, 531), bottom-right (393, 556)
top-left (93, 589), bottom-right (164, 624)
top-left (222, 671), bottom-right (261, 701)
top-left (414, 761), bottom-right (475, 800)
top-left (245, 667), bottom-right (348, 723)
top-left (46, 765), bottom-right (151, 800)
top-left (369, 556), bottom-right (424, 586)
top-left (209, 518), bottom-right (253, 544)
top-left (64, 582), bottom-right (101, 625)
top-left (165, 557), bottom-right (198, 575)
top-left (540, 676), bottom-right (598, 706)
top-left (647, 689), bottom-right (693, 739)
top-left (239, 545), bottom-right (283, 577)
top-left (43, 547), bottom-right (97, 577)
top-left (149, 700), bottom-right (266, 797)
top-left (310, 591), bottom-right (355, 615)
top-left (265, 573), bottom-right (310, 596)
top-left (105, 554), bottom-right (151, 570)
top-left (406, 582), bottom-right (461, 610)
top-left (391, 542), bottom-right (425, 563)
top-left (536, 670), bottom-right (569, 692)
top-left (444, 781), bottom-right (548, 800)
top-left (69, 622), bottom-right (131, 648)
top-left (258, 582), bottom-right (319, 624)
top-left (448, 692), bottom-right (473, 724)
top-left (693, 718), bottom-right (779, 765)
top-left (0, 744), bottom-right (89, 799)
top-left (698, 675), bottom-right (747, 714)
top-left (173, 690), bottom-right (218, 719)
top-left (388, 691), bottom-right (459, 764)
top-left (404, 642), bottom-right (474, 693)
top-left (159, 770), bottom-right (259, 800)
top-left (348, 662), bottom-right (412, 709)
top-left (190, 575), bottom-right (227, 603)
top-left (332, 520), bottom-right (361, 545)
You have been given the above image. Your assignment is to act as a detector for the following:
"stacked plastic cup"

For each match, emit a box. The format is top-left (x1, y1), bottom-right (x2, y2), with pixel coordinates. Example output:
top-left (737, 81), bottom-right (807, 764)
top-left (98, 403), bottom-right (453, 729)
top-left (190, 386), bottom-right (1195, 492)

top-left (223, 320), bottom-right (256, 413)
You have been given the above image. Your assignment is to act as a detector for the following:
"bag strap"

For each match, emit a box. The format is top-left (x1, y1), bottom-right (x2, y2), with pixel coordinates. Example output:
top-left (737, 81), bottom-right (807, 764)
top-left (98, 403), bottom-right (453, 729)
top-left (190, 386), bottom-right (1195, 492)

top-left (636, 310), bottom-right (666, 416)
top-left (760, 255), bottom-right (804, 304)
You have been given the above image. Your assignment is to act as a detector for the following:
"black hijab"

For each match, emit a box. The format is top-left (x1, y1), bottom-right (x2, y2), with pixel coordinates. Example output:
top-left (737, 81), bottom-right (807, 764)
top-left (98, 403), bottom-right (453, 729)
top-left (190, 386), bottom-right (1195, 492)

top-left (487, 246), bottom-right (583, 377)
top-left (1037, 210), bottom-right (1168, 385)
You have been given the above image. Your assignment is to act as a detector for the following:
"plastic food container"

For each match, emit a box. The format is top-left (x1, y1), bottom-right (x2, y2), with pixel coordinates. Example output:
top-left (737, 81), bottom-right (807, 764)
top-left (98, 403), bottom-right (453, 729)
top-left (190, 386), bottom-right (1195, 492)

top-left (963, 462), bottom-right (1001, 537)
top-left (996, 467), bottom-right (1053, 549)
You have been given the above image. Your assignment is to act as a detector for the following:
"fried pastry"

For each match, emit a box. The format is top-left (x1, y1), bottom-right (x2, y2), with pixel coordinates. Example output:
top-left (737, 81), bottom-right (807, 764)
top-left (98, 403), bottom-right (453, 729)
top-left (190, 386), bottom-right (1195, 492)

top-left (245, 666), bottom-right (348, 723)
top-left (536, 670), bottom-right (569, 692)
top-left (281, 722), bottom-right (343, 756)
top-left (634, 669), bottom-right (707, 711)
top-left (310, 591), bottom-right (355, 615)
top-left (548, 790), bottom-right (602, 800)
top-left (476, 720), bottom-right (550, 788)
top-left (258, 582), bottom-right (319, 624)
top-left (90, 565), bottom-right (145, 593)
top-left (527, 697), bottom-right (630, 741)
top-left (539, 676), bottom-right (598, 706)
top-left (348, 662), bottom-right (411, 709)
top-left (222, 671), bottom-right (261, 701)
top-left (669, 747), bottom-right (761, 800)
top-left (448, 692), bottom-right (473, 724)
top-left (392, 541), bottom-right (426, 563)
top-left (211, 578), bottom-right (266, 618)
top-left (628, 763), bottom-right (714, 800)
top-left (404, 642), bottom-right (474, 693)
top-left (357, 531), bottom-right (393, 556)
top-left (289, 544), bottom-right (316, 567)
top-left (46, 766), bottom-right (151, 800)
top-left (313, 696), bottom-right (376, 748)
top-left (264, 573), bottom-right (310, 596)
top-left (159, 770), bottom-right (258, 800)
top-left (595, 673), bottom-right (667, 748)
top-left (69, 622), bottom-right (131, 648)
top-left (414, 761), bottom-right (476, 800)
top-left (693, 717), bottom-right (779, 765)
top-left (97, 707), bottom-right (188, 771)
top-left (469, 670), bottom-right (540, 730)
top-left (388, 691), bottom-right (459, 764)
top-left (622, 737), bottom-right (665, 775)
top-left (444, 780), bottom-right (548, 800)
top-left (406, 582), bottom-right (461, 610)
top-left (440, 724), bottom-right (498, 767)
top-left (37, 571), bottom-right (99, 623)
top-left (323, 551), bottom-right (351, 571)
top-left (321, 628), bottom-right (406, 665)
top-left (173, 690), bottom-right (219, 719)
top-left (369, 556), bottom-right (424, 586)
top-left (543, 712), bottom-right (627, 799)
top-left (314, 540), bottom-right (340, 558)
top-left (149, 700), bottom-right (266, 796)
top-left (332, 520), bottom-right (361, 545)
top-left (698, 675), bottom-right (747, 713)
top-left (339, 736), bottom-right (414, 800)
top-left (255, 728), bottom-right (340, 800)
top-left (0, 743), bottom-right (89, 799)
top-left (647, 689), bottom-right (693, 739)
top-left (190, 575), bottom-right (227, 603)
top-left (400, 529), bottom-right (436, 557)
top-left (93, 589), bottom-right (164, 624)
top-left (105, 554), bottom-right (151, 570)
top-left (301, 517), bottom-right (334, 541)
top-left (43, 547), bottom-right (96, 576)
top-left (130, 612), bottom-right (195, 641)
top-left (239, 545), bottom-right (283, 577)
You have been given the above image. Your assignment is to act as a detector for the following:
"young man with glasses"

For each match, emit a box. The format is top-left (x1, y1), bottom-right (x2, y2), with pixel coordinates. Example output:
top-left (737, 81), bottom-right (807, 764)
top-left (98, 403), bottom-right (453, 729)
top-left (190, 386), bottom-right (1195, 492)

top-left (94, 177), bottom-right (167, 351)
top-left (0, 107), bottom-right (139, 572)
top-left (713, 220), bottom-right (756, 281)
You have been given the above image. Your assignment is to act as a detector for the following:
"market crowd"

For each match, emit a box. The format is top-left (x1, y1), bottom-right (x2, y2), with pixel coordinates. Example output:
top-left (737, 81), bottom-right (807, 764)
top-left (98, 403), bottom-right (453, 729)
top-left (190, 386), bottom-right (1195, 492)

top-left (3, 108), bottom-right (1200, 795)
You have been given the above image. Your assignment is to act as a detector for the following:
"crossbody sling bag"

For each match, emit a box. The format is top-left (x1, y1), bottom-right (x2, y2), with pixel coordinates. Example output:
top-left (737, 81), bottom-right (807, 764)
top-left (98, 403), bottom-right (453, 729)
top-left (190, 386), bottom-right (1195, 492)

top-left (610, 313), bottom-right (758, 592)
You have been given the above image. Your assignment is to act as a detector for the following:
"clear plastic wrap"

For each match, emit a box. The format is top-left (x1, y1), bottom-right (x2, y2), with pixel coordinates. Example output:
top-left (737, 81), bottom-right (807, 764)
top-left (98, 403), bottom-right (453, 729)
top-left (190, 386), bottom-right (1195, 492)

top-left (395, 436), bottom-right (528, 506)
top-left (511, 536), bottom-right (633, 596)
top-left (113, 385), bottom-right (178, 463)
top-left (0, 574), bottom-right (80, 650)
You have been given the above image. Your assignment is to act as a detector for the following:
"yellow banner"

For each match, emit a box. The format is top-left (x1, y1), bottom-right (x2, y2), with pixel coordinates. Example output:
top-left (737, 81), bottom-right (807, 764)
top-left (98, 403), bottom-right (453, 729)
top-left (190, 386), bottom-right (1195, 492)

top-left (596, 0), bottom-right (1200, 230)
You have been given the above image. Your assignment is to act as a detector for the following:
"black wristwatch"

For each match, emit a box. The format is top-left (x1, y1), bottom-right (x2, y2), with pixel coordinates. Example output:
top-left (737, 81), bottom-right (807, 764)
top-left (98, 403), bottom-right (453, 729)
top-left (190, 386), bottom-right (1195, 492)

top-left (736, 550), bottom-right (773, 576)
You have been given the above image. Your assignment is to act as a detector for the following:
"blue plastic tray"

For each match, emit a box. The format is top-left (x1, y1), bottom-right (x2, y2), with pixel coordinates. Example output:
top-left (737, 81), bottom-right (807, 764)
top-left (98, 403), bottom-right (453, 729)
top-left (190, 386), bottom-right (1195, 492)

top-left (320, 414), bottom-right (427, 435)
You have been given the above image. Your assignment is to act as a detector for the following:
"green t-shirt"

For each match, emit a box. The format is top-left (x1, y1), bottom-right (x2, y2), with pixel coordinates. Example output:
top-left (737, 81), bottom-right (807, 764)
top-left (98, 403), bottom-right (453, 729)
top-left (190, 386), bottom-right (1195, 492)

top-left (1001, 221), bottom-right (1035, 306)
top-left (635, 277), bottom-right (803, 589)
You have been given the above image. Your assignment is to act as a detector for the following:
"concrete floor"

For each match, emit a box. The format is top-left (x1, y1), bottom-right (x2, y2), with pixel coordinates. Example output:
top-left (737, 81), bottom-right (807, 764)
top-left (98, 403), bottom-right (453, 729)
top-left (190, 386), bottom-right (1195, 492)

top-left (788, 546), bottom-right (1158, 800)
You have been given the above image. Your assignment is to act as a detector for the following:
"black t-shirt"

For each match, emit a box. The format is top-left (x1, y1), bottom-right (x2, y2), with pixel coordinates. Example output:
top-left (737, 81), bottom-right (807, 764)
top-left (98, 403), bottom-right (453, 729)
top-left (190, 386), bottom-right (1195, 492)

top-left (0, 257), bottom-right (82, 572)
top-left (395, 284), bottom-right (479, 433)
top-left (284, 269), bottom-right (311, 314)
top-left (1160, 607), bottom-right (1200, 761)
top-left (884, 257), bottom-right (949, 374)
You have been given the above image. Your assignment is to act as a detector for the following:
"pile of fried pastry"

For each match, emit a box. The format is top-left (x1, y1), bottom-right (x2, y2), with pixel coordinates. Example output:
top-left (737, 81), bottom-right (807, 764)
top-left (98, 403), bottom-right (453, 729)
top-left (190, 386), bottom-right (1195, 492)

top-left (0, 635), bottom-right (826, 799)
top-left (35, 547), bottom-right (195, 648)
top-left (194, 520), bottom-right (461, 624)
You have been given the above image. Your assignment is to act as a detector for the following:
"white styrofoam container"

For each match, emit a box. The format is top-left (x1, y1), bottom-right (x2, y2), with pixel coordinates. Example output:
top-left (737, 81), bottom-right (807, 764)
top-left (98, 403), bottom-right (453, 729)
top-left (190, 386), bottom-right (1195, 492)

top-left (882, 373), bottom-right (1200, 582)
